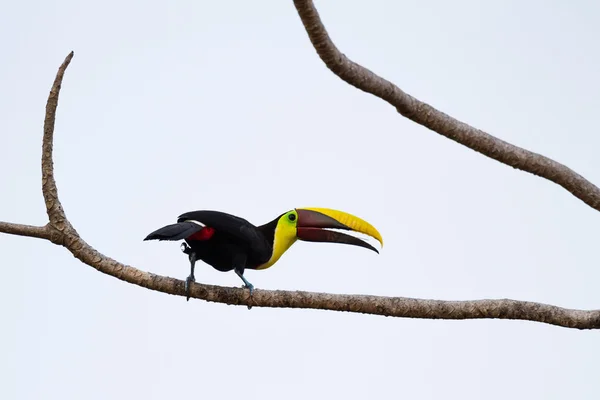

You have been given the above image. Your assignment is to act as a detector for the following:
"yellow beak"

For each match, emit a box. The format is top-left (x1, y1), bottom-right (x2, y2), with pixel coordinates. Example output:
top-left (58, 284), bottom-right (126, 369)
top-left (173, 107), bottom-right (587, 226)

top-left (295, 207), bottom-right (383, 253)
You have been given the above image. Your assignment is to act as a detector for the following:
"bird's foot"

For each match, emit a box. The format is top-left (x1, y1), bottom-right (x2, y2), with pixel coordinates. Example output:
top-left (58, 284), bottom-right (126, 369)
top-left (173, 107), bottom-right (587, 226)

top-left (234, 269), bottom-right (254, 309)
top-left (180, 242), bottom-right (192, 255)
top-left (242, 282), bottom-right (254, 296)
top-left (185, 274), bottom-right (195, 301)
top-left (243, 283), bottom-right (254, 310)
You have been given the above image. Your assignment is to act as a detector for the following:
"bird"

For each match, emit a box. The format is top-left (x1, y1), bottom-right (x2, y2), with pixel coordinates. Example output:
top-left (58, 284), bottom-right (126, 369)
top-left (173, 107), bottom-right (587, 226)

top-left (144, 207), bottom-right (383, 300)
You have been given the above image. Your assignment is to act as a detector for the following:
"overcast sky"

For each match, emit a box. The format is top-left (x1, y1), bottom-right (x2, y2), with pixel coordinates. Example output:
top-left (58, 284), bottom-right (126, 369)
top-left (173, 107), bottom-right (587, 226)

top-left (2, 1), bottom-right (600, 399)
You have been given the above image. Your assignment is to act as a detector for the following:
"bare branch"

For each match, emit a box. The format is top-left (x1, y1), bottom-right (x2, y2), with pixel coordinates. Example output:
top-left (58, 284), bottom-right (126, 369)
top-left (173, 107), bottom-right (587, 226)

top-left (292, 0), bottom-right (600, 213)
top-left (0, 222), bottom-right (50, 240)
top-left (2, 52), bottom-right (599, 330)
top-left (42, 51), bottom-right (75, 234)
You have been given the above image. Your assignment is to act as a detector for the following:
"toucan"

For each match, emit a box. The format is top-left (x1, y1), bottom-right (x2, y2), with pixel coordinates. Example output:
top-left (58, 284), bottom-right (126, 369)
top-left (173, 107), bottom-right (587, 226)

top-left (144, 207), bottom-right (383, 300)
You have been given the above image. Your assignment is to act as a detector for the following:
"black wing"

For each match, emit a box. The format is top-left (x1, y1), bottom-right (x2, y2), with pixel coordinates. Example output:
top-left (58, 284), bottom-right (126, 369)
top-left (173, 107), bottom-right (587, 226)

top-left (144, 221), bottom-right (203, 241)
top-left (177, 210), bottom-right (270, 254)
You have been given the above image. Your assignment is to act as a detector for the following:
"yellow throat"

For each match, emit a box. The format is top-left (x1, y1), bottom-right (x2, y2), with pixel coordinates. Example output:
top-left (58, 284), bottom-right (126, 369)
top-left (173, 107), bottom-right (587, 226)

top-left (256, 211), bottom-right (299, 270)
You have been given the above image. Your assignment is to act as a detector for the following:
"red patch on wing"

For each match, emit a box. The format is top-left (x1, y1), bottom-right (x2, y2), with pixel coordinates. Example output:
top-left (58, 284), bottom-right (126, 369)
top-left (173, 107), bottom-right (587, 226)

top-left (187, 226), bottom-right (215, 241)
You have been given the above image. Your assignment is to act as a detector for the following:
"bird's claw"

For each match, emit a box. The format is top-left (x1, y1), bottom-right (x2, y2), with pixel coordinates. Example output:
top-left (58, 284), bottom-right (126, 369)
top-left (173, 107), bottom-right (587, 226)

top-left (243, 283), bottom-right (254, 310)
top-left (243, 283), bottom-right (254, 296)
top-left (185, 275), bottom-right (195, 301)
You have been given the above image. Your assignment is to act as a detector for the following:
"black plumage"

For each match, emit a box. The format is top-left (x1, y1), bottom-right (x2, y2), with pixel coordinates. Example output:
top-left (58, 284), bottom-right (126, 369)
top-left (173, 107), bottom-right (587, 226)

top-left (144, 210), bottom-right (281, 299)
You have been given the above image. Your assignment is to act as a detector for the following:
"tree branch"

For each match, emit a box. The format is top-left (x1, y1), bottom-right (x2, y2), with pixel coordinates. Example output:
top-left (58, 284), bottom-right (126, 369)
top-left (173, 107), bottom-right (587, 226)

top-left (292, 0), bottom-right (600, 213)
top-left (1, 51), bottom-right (599, 330)
top-left (0, 222), bottom-right (50, 240)
top-left (42, 51), bottom-right (76, 234)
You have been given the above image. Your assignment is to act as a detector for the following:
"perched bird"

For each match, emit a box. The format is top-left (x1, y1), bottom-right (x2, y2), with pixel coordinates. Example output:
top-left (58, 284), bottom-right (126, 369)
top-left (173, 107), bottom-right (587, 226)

top-left (144, 207), bottom-right (383, 300)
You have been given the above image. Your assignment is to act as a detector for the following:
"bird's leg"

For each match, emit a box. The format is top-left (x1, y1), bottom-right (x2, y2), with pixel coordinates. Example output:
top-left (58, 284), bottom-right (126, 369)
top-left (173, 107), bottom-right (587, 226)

top-left (182, 244), bottom-right (196, 302)
top-left (231, 253), bottom-right (253, 295)
top-left (234, 267), bottom-right (254, 295)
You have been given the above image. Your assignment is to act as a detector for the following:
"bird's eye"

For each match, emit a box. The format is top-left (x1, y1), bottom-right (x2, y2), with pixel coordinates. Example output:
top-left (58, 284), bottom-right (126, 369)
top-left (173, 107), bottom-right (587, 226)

top-left (288, 213), bottom-right (296, 222)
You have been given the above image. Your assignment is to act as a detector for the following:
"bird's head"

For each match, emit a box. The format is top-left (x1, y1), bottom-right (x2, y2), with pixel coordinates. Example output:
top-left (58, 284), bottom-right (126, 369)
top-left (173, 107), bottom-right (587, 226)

top-left (257, 207), bottom-right (383, 269)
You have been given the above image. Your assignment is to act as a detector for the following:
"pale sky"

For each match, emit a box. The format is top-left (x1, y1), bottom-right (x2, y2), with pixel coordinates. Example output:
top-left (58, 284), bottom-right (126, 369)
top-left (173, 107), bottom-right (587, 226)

top-left (1, 1), bottom-right (599, 399)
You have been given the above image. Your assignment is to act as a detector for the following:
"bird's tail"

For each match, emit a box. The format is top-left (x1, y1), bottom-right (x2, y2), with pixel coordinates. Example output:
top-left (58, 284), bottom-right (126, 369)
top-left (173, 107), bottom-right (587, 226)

top-left (144, 222), bottom-right (203, 241)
